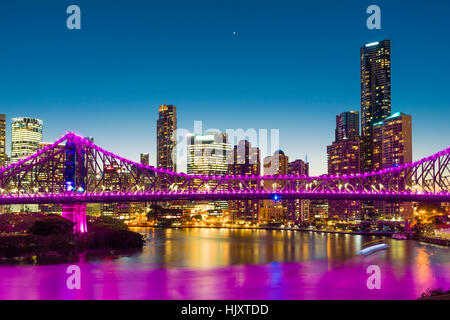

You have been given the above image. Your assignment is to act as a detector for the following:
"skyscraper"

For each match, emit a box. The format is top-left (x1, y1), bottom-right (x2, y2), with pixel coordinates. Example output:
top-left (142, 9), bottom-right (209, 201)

top-left (373, 112), bottom-right (413, 219)
top-left (140, 153), bottom-right (149, 166)
top-left (9, 117), bottom-right (43, 213)
top-left (360, 40), bottom-right (391, 173)
top-left (327, 111), bottom-right (361, 220)
top-left (260, 150), bottom-right (289, 223)
top-left (187, 132), bottom-right (230, 175)
top-left (187, 132), bottom-right (231, 214)
top-left (373, 112), bottom-right (412, 169)
top-left (228, 140), bottom-right (261, 222)
top-left (263, 150), bottom-right (288, 176)
top-left (0, 114), bottom-right (6, 167)
top-left (335, 111), bottom-right (359, 142)
top-left (157, 104), bottom-right (176, 172)
top-left (11, 117), bottom-right (43, 163)
top-left (327, 140), bottom-right (361, 220)
top-left (287, 159), bottom-right (309, 223)
top-left (37, 142), bottom-right (65, 215)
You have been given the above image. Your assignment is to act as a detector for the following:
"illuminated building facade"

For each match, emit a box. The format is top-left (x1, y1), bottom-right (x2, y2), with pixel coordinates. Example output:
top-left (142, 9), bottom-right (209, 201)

top-left (327, 111), bottom-right (361, 220)
top-left (9, 117), bottom-right (43, 213)
top-left (157, 104), bottom-right (176, 172)
top-left (373, 112), bottom-right (413, 219)
top-left (228, 140), bottom-right (261, 222)
top-left (187, 132), bottom-right (231, 214)
top-left (101, 164), bottom-right (121, 217)
top-left (287, 159), bottom-right (309, 223)
top-left (0, 114), bottom-right (6, 167)
top-left (37, 142), bottom-right (65, 215)
top-left (187, 132), bottom-right (230, 175)
top-left (260, 150), bottom-right (289, 223)
top-left (11, 117), bottom-right (43, 163)
top-left (336, 111), bottom-right (359, 142)
top-left (140, 153), bottom-right (149, 166)
top-left (360, 40), bottom-right (391, 173)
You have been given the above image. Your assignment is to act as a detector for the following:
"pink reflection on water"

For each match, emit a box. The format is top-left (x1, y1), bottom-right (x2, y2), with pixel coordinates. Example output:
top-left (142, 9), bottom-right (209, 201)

top-left (0, 257), bottom-right (448, 300)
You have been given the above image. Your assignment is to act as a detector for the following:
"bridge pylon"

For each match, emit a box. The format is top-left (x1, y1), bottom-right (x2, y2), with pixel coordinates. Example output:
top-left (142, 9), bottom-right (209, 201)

top-left (62, 203), bottom-right (87, 233)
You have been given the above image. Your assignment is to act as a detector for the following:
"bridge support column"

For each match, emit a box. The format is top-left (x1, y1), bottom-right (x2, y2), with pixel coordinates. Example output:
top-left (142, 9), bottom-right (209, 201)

top-left (62, 203), bottom-right (87, 233)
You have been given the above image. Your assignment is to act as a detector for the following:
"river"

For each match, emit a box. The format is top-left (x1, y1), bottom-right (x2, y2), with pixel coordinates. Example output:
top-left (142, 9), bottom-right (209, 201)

top-left (0, 227), bottom-right (449, 299)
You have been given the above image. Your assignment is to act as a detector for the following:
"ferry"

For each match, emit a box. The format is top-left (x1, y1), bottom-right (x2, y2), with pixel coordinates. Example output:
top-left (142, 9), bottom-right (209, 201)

top-left (392, 233), bottom-right (408, 240)
top-left (359, 239), bottom-right (389, 255)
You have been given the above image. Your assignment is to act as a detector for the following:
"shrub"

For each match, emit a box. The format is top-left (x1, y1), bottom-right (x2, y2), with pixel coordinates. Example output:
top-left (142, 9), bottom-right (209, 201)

top-left (28, 216), bottom-right (74, 236)
top-left (83, 224), bottom-right (144, 250)
top-left (0, 235), bottom-right (39, 257)
top-left (421, 288), bottom-right (450, 298)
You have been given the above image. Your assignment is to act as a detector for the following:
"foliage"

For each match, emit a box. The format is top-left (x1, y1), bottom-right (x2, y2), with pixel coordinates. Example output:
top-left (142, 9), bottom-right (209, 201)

top-left (0, 235), bottom-right (38, 257)
top-left (0, 214), bottom-right (144, 258)
top-left (88, 216), bottom-right (128, 231)
top-left (80, 225), bottom-right (144, 250)
top-left (421, 288), bottom-right (450, 298)
top-left (0, 213), bottom-right (46, 234)
top-left (28, 216), bottom-right (74, 236)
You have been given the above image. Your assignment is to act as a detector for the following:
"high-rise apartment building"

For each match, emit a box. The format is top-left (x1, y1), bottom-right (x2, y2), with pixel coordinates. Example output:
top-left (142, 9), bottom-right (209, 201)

top-left (327, 111), bottom-right (361, 220)
top-left (327, 140), bottom-right (361, 220)
top-left (263, 150), bottom-right (288, 176)
top-left (260, 150), bottom-right (289, 223)
top-left (360, 40), bottom-right (391, 173)
top-left (373, 112), bottom-right (413, 219)
top-left (336, 111), bottom-right (359, 142)
top-left (37, 142), bottom-right (65, 215)
top-left (287, 159), bottom-right (309, 223)
top-left (140, 153), bottom-right (149, 166)
top-left (373, 112), bottom-right (412, 169)
top-left (157, 104), bottom-right (176, 172)
top-left (11, 117), bottom-right (43, 163)
top-left (228, 140), bottom-right (260, 222)
top-left (0, 114), bottom-right (6, 167)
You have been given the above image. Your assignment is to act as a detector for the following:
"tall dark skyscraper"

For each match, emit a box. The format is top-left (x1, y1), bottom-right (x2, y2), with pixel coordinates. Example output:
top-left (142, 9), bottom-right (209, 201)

top-left (335, 111), bottom-right (359, 142)
top-left (360, 40), bottom-right (391, 173)
top-left (157, 104), bottom-right (177, 172)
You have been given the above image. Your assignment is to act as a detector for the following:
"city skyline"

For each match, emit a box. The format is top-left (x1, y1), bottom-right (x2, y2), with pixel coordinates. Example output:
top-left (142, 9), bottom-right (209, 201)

top-left (0, 1), bottom-right (449, 176)
top-left (0, 1), bottom-right (449, 303)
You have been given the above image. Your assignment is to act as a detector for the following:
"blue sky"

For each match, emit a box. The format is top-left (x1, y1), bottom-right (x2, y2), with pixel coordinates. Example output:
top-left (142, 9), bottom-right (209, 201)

top-left (0, 0), bottom-right (449, 175)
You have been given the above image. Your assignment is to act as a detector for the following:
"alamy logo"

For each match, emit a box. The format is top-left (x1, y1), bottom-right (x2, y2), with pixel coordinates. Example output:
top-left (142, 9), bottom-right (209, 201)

top-left (66, 265), bottom-right (81, 290)
top-left (366, 265), bottom-right (381, 290)
top-left (66, 5), bottom-right (81, 30)
top-left (366, 5), bottom-right (381, 30)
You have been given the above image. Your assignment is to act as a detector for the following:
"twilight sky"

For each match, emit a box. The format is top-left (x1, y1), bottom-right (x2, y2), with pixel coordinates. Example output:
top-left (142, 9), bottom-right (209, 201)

top-left (0, 0), bottom-right (449, 175)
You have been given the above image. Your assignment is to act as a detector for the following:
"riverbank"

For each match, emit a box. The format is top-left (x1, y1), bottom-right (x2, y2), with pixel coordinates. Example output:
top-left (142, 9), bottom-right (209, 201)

top-left (0, 214), bottom-right (145, 262)
top-left (418, 236), bottom-right (450, 246)
top-left (132, 224), bottom-right (400, 237)
top-left (139, 225), bottom-right (450, 246)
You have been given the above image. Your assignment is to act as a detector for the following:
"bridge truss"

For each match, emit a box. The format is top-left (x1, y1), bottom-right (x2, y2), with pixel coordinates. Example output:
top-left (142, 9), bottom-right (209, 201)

top-left (1, 132), bottom-right (450, 205)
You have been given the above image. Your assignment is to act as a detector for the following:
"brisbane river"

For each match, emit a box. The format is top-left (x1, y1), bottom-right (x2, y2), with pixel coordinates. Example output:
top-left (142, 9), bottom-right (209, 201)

top-left (0, 228), bottom-right (449, 299)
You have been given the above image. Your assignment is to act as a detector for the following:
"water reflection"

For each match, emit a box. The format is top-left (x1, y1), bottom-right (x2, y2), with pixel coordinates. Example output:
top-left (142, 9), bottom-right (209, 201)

top-left (133, 228), bottom-right (387, 269)
top-left (0, 228), bottom-right (448, 299)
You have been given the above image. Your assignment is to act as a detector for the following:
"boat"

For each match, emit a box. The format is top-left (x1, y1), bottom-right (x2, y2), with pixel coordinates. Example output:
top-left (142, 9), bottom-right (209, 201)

top-left (359, 239), bottom-right (389, 255)
top-left (392, 233), bottom-right (408, 240)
